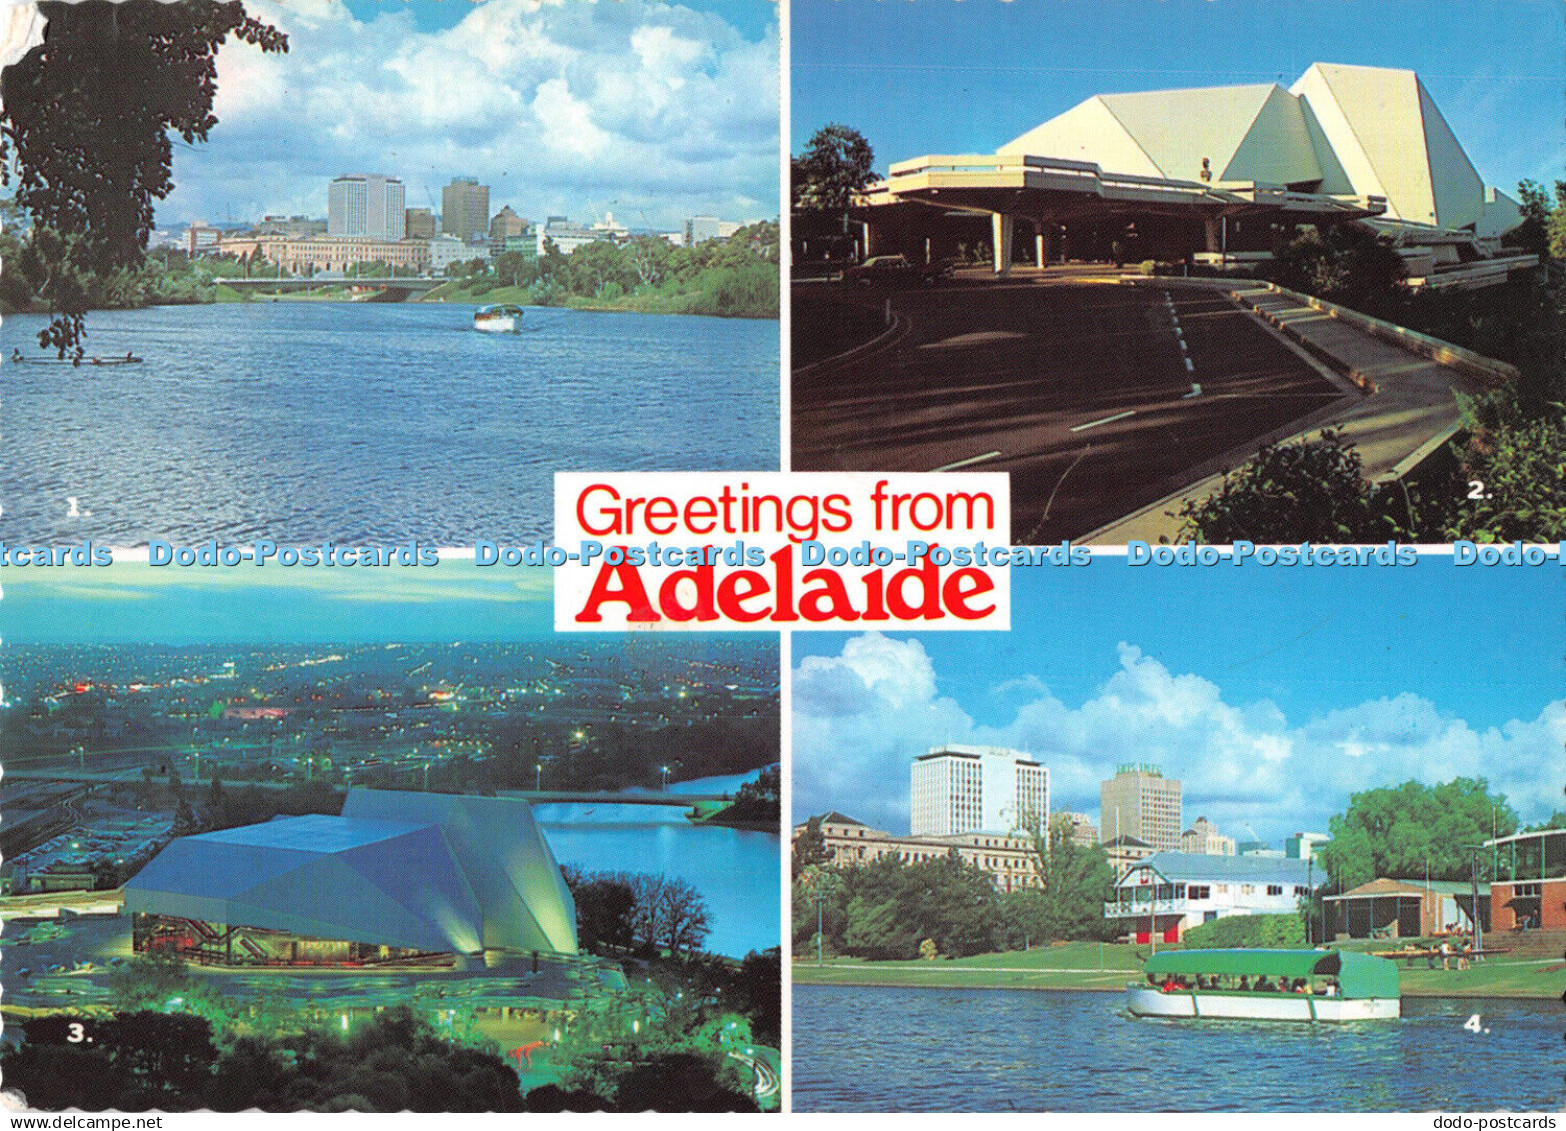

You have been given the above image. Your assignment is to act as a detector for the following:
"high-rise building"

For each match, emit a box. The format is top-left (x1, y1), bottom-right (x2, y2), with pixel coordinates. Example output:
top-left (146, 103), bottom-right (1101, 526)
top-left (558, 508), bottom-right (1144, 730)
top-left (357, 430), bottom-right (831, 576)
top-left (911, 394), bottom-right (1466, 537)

top-left (489, 205), bottom-right (526, 243)
top-left (1100, 764), bottom-right (1182, 852)
top-left (1180, 815), bottom-right (1236, 856)
top-left (442, 177), bottom-right (490, 243)
top-left (404, 207), bottom-right (436, 241)
top-left (327, 175), bottom-right (405, 240)
top-left (910, 745), bottom-right (1048, 837)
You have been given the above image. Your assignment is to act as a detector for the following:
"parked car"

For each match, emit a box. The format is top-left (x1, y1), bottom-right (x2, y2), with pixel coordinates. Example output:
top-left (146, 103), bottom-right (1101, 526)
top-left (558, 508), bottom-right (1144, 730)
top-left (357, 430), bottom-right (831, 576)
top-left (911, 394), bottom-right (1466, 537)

top-left (841, 254), bottom-right (954, 285)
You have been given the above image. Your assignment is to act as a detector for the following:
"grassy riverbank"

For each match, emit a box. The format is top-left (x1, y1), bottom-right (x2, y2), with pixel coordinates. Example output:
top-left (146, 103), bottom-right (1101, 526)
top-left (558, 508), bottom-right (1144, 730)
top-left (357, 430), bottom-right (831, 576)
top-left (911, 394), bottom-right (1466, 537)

top-left (792, 939), bottom-right (1565, 999)
top-left (419, 265), bottom-right (778, 319)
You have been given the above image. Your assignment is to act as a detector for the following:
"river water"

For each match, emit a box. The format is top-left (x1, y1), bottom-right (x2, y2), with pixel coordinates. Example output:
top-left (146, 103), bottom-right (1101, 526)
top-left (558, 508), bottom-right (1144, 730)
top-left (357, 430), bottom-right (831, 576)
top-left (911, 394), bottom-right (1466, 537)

top-left (529, 770), bottom-right (780, 959)
top-left (0, 302), bottom-right (777, 545)
top-left (793, 985), bottom-right (1564, 1111)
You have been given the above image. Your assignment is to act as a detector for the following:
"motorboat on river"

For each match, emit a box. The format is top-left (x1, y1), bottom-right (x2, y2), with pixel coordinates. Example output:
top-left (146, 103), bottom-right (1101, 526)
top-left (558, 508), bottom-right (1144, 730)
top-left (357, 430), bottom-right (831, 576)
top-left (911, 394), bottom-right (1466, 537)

top-left (1127, 948), bottom-right (1401, 1022)
top-left (473, 303), bottom-right (524, 333)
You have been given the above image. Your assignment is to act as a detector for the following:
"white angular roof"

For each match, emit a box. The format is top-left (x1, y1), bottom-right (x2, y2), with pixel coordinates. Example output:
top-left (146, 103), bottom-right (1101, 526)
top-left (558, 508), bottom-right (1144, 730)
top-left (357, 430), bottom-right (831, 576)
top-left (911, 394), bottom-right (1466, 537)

top-left (998, 63), bottom-right (1503, 234)
top-left (1290, 63), bottom-right (1484, 228)
top-left (125, 789), bottom-right (578, 956)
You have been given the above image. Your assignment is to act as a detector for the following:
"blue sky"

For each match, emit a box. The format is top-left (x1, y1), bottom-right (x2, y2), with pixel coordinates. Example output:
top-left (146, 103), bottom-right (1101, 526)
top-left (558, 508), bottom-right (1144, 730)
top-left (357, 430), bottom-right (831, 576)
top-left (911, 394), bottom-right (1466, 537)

top-left (791, 0), bottom-right (1566, 192)
top-left (793, 559), bottom-right (1566, 840)
top-left (159, 0), bottom-right (779, 231)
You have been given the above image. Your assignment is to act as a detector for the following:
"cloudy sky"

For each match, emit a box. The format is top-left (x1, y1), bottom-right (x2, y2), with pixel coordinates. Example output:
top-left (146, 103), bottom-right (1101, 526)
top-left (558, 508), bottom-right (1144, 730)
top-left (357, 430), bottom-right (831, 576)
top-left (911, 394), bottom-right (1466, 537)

top-left (794, 0), bottom-right (1565, 193)
top-left (158, 0), bottom-right (778, 231)
top-left (793, 560), bottom-right (1566, 843)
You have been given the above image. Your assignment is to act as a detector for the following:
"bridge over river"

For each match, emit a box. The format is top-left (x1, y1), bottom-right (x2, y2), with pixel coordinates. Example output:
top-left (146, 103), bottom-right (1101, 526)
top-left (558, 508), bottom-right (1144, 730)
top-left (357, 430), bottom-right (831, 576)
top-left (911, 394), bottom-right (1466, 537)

top-left (499, 790), bottom-right (731, 808)
top-left (219, 276), bottom-right (448, 299)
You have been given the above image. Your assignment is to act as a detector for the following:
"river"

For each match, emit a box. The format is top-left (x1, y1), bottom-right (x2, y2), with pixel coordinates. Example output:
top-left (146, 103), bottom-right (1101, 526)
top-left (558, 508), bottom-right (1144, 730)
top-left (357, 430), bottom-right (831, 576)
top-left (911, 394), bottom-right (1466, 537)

top-left (528, 770), bottom-right (779, 959)
top-left (793, 985), bottom-right (1564, 1111)
top-left (0, 302), bottom-right (778, 545)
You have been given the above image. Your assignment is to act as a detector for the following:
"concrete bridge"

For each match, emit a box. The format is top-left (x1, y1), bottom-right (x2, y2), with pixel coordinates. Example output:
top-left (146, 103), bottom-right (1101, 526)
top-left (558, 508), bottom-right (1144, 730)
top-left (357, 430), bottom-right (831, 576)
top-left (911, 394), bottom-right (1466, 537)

top-left (219, 276), bottom-right (448, 299)
top-left (500, 790), bottom-right (731, 808)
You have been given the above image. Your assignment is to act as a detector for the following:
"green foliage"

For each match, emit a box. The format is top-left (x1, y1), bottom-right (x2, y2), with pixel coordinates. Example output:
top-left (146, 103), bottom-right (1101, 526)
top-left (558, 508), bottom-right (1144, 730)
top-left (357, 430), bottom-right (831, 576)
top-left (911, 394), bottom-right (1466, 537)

top-left (791, 816), bottom-right (829, 878)
top-left (794, 827), bottom-right (1115, 963)
top-left (1441, 393), bottom-right (1566, 541)
top-left (1, 0), bottom-right (286, 349)
top-left (1178, 430), bottom-right (1401, 543)
top-left (1033, 820), bottom-right (1120, 942)
top-left (2, 1006), bottom-right (523, 1112)
top-left (1515, 178), bottom-right (1566, 260)
top-left (1265, 224), bottom-right (1406, 304)
top-left (844, 893), bottom-right (914, 959)
top-left (1318, 778), bottom-right (1518, 890)
top-left (1181, 912), bottom-right (1305, 949)
top-left (553, 978), bottom-right (758, 1111)
top-left (428, 226), bottom-right (778, 318)
top-left (791, 124), bottom-right (875, 216)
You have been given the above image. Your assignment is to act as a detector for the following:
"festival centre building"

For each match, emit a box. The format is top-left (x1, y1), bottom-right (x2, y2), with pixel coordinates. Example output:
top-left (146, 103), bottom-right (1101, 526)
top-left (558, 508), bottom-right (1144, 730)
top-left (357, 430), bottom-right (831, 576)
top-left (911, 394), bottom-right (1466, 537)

top-left (855, 63), bottom-right (1534, 288)
top-left (123, 789), bottom-right (578, 966)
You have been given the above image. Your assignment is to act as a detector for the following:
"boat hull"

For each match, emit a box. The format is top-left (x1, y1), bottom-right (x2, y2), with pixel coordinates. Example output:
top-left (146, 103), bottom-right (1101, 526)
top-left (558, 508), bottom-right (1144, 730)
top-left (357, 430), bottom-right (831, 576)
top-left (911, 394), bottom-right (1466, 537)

top-left (1126, 983), bottom-right (1399, 1022)
top-left (473, 314), bottom-right (520, 333)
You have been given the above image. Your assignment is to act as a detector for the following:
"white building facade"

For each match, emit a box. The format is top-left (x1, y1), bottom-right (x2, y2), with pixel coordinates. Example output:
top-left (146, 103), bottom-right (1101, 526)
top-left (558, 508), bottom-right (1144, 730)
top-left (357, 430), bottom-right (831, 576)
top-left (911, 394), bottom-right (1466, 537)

top-left (910, 745), bottom-right (1048, 837)
top-left (1105, 852), bottom-right (1315, 944)
top-left (328, 175), bottom-right (406, 241)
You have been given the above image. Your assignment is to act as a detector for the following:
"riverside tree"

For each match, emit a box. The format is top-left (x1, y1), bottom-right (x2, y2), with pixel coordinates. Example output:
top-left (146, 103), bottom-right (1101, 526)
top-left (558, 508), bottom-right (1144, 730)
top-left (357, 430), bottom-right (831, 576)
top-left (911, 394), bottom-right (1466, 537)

top-left (1, 0), bottom-right (287, 353)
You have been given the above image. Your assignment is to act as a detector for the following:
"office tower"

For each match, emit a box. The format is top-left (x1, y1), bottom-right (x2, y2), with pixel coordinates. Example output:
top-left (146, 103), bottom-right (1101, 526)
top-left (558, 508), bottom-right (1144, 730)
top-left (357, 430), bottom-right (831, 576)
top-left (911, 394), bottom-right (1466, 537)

top-left (910, 745), bottom-right (1048, 836)
top-left (442, 177), bottom-right (490, 243)
top-left (328, 175), bottom-right (405, 240)
top-left (1100, 764), bottom-right (1182, 852)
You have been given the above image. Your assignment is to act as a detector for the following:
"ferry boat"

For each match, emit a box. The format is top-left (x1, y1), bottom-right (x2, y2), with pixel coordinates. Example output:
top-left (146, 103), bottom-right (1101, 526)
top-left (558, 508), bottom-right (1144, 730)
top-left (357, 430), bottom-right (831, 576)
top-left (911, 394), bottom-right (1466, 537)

top-left (1127, 948), bottom-right (1400, 1022)
top-left (473, 303), bottom-right (524, 333)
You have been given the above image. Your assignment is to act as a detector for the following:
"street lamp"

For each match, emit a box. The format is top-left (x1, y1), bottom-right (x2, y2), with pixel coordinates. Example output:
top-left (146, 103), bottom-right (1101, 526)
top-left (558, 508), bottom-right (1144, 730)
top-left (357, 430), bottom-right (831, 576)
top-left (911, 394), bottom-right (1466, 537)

top-left (660, 765), bottom-right (670, 791)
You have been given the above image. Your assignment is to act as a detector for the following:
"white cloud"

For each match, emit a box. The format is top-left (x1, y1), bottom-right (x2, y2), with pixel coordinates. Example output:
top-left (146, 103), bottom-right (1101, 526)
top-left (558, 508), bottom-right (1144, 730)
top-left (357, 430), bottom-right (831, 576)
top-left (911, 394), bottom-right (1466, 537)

top-left (793, 634), bottom-right (1564, 840)
top-left (160, 0), bottom-right (778, 230)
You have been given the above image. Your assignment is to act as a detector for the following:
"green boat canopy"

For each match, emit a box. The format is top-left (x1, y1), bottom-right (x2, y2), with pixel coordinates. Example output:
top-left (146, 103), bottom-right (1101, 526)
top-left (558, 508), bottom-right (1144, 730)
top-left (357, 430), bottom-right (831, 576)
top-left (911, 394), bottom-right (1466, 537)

top-left (1142, 949), bottom-right (1400, 999)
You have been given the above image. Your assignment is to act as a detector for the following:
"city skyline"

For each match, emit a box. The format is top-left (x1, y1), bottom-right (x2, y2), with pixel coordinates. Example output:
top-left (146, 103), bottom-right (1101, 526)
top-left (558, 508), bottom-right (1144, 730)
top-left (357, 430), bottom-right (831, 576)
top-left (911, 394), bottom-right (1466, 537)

top-left (158, 0), bottom-right (779, 232)
top-left (793, 561), bottom-right (1565, 842)
top-left (792, 0), bottom-right (1564, 195)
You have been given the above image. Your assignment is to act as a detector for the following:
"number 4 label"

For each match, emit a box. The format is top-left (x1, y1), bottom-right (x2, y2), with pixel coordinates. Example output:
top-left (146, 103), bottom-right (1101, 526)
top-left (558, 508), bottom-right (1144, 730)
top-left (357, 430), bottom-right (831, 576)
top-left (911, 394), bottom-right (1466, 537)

top-left (1463, 1013), bottom-right (1484, 1033)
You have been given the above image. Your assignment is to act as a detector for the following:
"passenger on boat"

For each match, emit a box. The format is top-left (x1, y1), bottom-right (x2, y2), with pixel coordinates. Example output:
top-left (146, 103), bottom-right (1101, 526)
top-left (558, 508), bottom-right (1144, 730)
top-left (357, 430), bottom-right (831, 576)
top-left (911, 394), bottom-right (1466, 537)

top-left (1254, 976), bottom-right (1274, 992)
top-left (1237, 976), bottom-right (1250, 991)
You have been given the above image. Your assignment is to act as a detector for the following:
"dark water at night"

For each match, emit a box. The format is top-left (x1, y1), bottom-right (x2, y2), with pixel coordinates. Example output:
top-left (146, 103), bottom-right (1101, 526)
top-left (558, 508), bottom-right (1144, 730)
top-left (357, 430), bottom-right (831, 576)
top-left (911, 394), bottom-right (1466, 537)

top-left (524, 771), bottom-right (780, 959)
top-left (793, 985), bottom-right (1564, 1111)
top-left (0, 302), bottom-right (777, 545)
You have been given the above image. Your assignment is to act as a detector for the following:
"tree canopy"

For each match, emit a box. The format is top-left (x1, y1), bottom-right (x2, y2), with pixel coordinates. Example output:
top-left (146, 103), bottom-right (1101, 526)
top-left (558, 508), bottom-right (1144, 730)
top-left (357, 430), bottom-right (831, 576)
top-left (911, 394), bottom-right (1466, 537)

top-left (1318, 778), bottom-right (1518, 890)
top-left (1, 0), bottom-right (286, 348)
top-left (791, 124), bottom-right (875, 216)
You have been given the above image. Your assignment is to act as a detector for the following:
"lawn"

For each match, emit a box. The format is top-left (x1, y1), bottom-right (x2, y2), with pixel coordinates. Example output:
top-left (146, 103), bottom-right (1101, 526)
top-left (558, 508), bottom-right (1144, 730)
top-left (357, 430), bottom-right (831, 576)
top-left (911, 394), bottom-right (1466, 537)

top-left (793, 941), bottom-right (1564, 998)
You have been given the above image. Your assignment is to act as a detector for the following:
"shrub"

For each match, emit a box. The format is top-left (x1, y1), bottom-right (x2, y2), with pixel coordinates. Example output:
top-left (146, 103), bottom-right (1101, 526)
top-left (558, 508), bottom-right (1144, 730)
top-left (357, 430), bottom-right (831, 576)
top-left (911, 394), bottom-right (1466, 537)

top-left (1181, 913), bottom-right (1305, 950)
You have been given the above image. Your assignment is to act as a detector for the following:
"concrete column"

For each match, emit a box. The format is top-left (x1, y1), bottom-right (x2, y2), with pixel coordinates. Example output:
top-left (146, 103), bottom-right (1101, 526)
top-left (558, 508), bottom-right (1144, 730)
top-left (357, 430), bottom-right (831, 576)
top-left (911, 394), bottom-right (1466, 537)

top-left (861, 221), bottom-right (875, 260)
top-left (991, 212), bottom-right (1013, 277)
top-left (1204, 217), bottom-right (1223, 254)
top-left (1033, 219), bottom-right (1053, 268)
